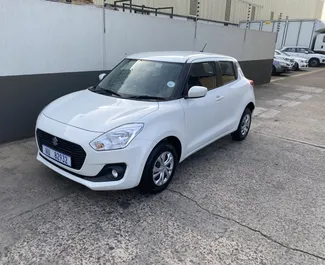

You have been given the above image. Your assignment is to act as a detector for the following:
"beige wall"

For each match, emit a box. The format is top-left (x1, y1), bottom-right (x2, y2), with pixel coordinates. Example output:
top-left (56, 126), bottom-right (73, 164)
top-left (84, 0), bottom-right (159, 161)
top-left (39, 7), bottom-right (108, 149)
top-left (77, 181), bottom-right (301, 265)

top-left (93, 0), bottom-right (324, 23)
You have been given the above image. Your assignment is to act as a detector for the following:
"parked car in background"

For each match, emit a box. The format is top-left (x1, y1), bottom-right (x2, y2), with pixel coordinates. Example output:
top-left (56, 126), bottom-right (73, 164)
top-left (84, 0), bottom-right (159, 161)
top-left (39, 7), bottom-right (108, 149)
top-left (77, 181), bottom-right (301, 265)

top-left (240, 19), bottom-right (325, 54)
top-left (272, 58), bottom-right (292, 75)
top-left (35, 52), bottom-right (256, 193)
top-left (281, 46), bottom-right (325, 67)
top-left (275, 50), bottom-right (308, 71)
top-left (274, 50), bottom-right (294, 68)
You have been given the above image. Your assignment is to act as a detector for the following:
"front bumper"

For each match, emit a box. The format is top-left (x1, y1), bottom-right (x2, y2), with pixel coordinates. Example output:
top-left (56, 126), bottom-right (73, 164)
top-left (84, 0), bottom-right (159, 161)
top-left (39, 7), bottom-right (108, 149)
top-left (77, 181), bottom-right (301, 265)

top-left (274, 64), bottom-right (289, 73)
top-left (297, 61), bottom-right (309, 69)
top-left (36, 114), bottom-right (155, 190)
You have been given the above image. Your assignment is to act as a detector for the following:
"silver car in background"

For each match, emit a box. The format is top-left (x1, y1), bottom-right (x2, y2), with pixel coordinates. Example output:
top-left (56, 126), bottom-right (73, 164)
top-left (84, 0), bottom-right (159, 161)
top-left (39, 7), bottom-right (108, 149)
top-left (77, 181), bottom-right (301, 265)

top-left (275, 50), bottom-right (308, 71)
top-left (272, 58), bottom-right (292, 75)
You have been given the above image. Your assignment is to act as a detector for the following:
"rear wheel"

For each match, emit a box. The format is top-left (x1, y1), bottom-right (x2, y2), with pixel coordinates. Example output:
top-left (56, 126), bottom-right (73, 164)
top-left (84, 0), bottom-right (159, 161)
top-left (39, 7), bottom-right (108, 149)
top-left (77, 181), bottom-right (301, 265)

top-left (309, 58), bottom-right (320, 67)
top-left (139, 143), bottom-right (178, 193)
top-left (232, 108), bottom-right (252, 141)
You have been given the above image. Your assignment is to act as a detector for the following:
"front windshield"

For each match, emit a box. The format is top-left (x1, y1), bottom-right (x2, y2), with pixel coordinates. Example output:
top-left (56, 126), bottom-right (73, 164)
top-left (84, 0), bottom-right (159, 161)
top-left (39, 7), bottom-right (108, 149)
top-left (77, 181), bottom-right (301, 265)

top-left (305, 48), bottom-right (315, 54)
top-left (94, 59), bottom-right (184, 100)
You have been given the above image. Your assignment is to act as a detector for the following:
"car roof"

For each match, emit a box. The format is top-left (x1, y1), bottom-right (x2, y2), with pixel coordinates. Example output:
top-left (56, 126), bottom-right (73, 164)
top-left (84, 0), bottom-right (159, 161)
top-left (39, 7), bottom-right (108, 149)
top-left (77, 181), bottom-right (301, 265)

top-left (126, 51), bottom-right (235, 63)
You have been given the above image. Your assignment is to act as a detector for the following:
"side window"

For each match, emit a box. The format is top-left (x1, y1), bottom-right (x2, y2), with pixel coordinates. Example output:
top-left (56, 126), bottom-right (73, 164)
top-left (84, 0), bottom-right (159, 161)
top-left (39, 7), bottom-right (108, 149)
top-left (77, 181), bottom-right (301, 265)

top-left (188, 62), bottom-right (217, 91)
top-left (219, 61), bottom-right (237, 85)
top-left (297, 48), bottom-right (306, 53)
top-left (323, 36), bottom-right (325, 43)
top-left (287, 48), bottom-right (296, 52)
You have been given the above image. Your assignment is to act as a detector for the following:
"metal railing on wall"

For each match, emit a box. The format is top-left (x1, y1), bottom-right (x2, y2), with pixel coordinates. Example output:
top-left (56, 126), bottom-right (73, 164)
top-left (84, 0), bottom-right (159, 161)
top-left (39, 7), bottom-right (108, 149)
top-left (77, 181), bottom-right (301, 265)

top-left (113, 0), bottom-right (174, 18)
top-left (46, 0), bottom-right (238, 27)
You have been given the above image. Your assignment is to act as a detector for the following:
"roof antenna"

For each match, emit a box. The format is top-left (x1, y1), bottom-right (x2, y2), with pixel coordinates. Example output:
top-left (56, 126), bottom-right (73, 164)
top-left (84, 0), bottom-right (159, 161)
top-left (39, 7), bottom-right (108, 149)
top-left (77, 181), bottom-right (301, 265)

top-left (200, 43), bottom-right (208, 52)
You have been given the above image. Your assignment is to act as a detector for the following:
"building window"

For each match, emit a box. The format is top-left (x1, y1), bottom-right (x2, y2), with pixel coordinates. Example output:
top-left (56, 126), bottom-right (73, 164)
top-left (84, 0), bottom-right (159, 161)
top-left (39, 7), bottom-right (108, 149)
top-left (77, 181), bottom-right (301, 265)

top-left (270, 11), bottom-right (274, 20)
top-left (251, 6), bottom-right (256, 21)
top-left (225, 0), bottom-right (232, 22)
top-left (189, 0), bottom-right (198, 16)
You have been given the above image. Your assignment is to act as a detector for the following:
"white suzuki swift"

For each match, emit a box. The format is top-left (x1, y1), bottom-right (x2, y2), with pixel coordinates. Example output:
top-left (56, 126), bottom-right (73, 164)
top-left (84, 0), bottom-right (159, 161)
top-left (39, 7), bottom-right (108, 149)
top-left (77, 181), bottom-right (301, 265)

top-left (36, 52), bottom-right (255, 193)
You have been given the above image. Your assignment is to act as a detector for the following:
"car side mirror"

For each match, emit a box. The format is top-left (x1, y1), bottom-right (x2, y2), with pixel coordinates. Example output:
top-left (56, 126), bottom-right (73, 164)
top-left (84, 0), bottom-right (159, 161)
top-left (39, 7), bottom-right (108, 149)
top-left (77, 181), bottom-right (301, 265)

top-left (187, 86), bottom-right (208, 99)
top-left (99, 73), bottom-right (107, 81)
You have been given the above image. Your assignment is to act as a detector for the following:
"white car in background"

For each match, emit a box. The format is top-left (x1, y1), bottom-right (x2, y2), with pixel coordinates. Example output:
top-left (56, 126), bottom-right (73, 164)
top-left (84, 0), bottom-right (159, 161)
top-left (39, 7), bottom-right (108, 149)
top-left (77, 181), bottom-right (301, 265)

top-left (281, 46), bottom-right (325, 67)
top-left (35, 51), bottom-right (255, 193)
top-left (275, 50), bottom-right (308, 71)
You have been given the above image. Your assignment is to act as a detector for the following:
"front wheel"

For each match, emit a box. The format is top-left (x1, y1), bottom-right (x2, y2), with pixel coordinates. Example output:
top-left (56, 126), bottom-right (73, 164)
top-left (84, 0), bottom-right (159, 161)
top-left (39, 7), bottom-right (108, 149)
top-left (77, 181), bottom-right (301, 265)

top-left (292, 62), bottom-right (299, 71)
top-left (139, 143), bottom-right (178, 193)
top-left (309, 58), bottom-right (320, 67)
top-left (232, 108), bottom-right (252, 141)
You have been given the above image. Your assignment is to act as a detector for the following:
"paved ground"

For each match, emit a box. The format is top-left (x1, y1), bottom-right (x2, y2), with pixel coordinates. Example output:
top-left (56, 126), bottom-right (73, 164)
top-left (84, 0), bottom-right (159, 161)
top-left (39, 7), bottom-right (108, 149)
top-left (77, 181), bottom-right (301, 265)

top-left (1, 67), bottom-right (325, 265)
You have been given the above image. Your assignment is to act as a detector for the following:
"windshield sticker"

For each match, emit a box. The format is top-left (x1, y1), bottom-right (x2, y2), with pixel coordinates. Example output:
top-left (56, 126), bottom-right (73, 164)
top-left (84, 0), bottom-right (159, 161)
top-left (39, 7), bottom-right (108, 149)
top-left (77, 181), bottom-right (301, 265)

top-left (167, 81), bottom-right (175, 88)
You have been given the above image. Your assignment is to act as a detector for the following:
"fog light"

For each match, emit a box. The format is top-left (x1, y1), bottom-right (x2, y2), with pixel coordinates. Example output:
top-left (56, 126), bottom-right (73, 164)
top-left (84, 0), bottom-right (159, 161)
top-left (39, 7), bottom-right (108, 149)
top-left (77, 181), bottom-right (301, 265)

top-left (112, 169), bottom-right (119, 178)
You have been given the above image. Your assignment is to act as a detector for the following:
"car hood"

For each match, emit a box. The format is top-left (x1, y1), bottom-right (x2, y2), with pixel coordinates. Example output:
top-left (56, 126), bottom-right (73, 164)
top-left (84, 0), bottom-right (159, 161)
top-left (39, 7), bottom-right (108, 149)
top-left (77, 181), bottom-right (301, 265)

top-left (290, 56), bottom-right (307, 61)
top-left (43, 89), bottom-right (158, 132)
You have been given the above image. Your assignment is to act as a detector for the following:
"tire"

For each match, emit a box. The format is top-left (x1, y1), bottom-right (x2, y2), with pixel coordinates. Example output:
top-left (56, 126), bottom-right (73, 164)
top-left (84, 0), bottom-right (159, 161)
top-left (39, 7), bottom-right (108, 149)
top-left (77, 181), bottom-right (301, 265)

top-left (231, 108), bottom-right (252, 141)
top-left (272, 66), bottom-right (280, 76)
top-left (292, 62), bottom-right (299, 71)
top-left (272, 65), bottom-right (276, 75)
top-left (309, 58), bottom-right (320, 67)
top-left (139, 143), bottom-right (178, 193)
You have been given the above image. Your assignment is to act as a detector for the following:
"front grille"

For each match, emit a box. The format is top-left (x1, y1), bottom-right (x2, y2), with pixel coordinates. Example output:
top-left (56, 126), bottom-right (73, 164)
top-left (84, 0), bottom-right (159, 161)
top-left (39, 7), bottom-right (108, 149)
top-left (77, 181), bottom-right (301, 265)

top-left (36, 129), bottom-right (86, 170)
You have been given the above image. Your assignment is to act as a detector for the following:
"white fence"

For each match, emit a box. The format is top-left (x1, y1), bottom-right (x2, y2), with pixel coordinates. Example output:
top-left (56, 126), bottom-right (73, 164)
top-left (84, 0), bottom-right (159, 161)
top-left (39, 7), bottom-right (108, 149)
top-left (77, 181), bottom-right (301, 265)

top-left (0, 0), bottom-right (276, 77)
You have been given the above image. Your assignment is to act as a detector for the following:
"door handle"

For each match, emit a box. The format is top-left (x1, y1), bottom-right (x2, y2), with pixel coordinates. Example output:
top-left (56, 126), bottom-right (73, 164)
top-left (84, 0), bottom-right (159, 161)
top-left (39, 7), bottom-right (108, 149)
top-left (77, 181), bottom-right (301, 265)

top-left (216, 95), bottom-right (224, 101)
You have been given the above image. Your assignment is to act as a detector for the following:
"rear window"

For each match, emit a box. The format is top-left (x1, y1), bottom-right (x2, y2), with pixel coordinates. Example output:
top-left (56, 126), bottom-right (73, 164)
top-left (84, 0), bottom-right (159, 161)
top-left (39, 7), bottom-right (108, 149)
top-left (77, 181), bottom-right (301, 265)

top-left (219, 61), bottom-right (237, 85)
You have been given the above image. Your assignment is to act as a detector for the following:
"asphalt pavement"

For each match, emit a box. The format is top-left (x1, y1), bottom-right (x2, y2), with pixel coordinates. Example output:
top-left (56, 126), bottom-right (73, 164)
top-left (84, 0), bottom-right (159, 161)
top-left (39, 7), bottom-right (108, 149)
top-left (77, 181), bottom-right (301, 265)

top-left (0, 67), bottom-right (325, 265)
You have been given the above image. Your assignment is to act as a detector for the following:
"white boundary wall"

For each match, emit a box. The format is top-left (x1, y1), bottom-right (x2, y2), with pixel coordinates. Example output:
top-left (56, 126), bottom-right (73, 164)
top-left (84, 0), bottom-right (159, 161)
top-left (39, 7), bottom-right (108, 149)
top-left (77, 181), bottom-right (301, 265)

top-left (0, 0), bottom-right (276, 77)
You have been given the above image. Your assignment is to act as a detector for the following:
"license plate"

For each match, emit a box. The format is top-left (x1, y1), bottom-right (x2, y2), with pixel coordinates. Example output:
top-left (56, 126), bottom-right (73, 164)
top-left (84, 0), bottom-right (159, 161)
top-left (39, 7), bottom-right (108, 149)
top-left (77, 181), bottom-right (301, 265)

top-left (42, 145), bottom-right (72, 167)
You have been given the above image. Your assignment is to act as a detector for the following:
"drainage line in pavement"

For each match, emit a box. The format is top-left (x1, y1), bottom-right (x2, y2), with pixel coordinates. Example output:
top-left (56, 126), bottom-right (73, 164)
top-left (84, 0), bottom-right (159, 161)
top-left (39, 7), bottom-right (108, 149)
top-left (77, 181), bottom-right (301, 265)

top-left (167, 189), bottom-right (325, 261)
top-left (255, 131), bottom-right (325, 150)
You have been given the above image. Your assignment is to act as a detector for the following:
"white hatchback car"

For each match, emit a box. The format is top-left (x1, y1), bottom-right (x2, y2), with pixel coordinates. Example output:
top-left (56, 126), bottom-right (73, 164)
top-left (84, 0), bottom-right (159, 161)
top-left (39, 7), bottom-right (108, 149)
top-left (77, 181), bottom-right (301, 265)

top-left (36, 52), bottom-right (255, 193)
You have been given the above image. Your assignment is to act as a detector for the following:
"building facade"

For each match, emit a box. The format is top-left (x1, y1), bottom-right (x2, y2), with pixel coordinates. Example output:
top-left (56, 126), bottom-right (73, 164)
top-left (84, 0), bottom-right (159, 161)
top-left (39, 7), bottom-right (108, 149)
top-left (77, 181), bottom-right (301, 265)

top-left (92, 0), bottom-right (324, 23)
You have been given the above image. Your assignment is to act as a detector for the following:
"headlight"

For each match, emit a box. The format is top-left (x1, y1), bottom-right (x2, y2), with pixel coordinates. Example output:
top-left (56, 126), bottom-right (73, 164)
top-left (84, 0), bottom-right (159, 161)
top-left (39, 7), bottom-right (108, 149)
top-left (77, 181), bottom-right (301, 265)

top-left (90, 123), bottom-right (144, 151)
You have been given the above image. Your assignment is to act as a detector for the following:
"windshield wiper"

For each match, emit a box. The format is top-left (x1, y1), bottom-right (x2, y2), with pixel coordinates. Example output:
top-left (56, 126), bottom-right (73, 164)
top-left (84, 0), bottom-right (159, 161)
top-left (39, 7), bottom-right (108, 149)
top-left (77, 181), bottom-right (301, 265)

top-left (127, 95), bottom-right (167, 101)
top-left (90, 86), bottom-right (122, 97)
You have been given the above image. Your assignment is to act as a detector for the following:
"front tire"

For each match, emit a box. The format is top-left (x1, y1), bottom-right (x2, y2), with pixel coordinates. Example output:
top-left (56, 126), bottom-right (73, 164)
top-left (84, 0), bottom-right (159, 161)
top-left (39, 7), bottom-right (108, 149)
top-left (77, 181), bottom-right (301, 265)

top-left (292, 62), bottom-right (299, 71)
top-left (232, 108), bottom-right (252, 141)
top-left (139, 143), bottom-right (178, 193)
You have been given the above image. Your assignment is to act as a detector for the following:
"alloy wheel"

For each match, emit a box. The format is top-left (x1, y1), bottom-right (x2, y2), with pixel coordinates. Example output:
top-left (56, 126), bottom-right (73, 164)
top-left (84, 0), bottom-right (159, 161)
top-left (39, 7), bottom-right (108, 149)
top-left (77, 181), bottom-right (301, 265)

top-left (152, 151), bottom-right (174, 186)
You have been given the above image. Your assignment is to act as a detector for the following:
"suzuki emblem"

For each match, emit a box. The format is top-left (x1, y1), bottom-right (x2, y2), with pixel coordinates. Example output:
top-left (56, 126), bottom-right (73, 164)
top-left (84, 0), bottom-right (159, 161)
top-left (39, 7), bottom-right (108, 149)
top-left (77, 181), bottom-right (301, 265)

top-left (52, 137), bottom-right (58, 146)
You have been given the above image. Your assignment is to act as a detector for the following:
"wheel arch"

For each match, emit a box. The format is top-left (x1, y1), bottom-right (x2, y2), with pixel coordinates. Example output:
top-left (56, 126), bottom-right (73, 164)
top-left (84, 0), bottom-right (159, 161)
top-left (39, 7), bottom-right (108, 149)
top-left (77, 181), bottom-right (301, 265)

top-left (155, 136), bottom-right (182, 162)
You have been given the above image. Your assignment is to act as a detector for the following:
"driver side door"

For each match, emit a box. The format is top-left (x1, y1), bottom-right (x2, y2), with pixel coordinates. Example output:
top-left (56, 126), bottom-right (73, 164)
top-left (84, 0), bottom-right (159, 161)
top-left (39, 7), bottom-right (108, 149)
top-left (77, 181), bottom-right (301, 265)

top-left (180, 60), bottom-right (225, 155)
